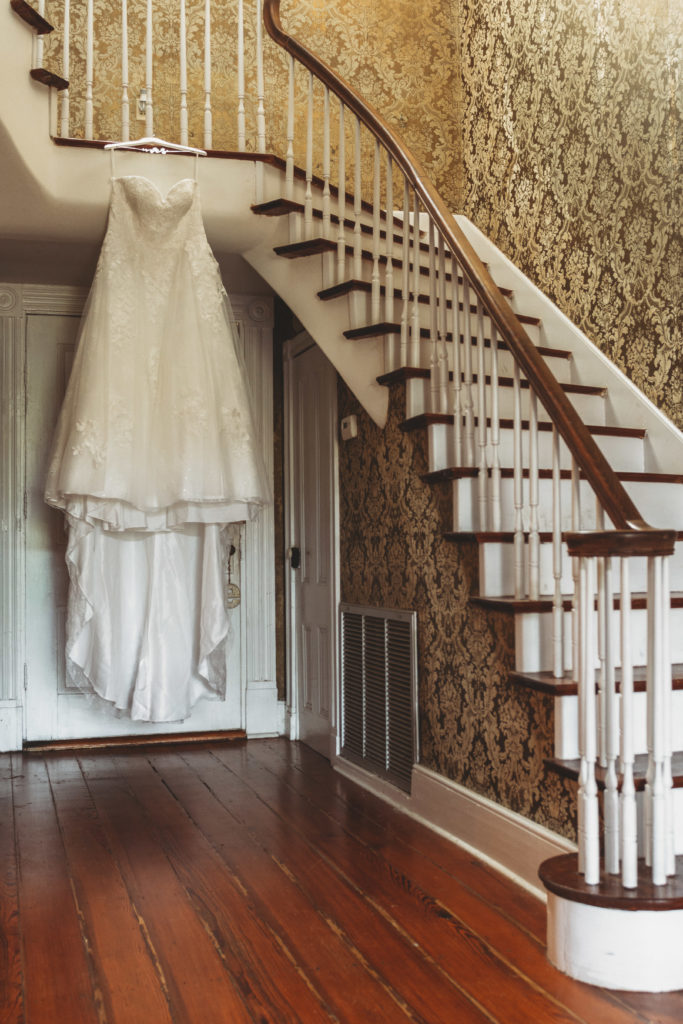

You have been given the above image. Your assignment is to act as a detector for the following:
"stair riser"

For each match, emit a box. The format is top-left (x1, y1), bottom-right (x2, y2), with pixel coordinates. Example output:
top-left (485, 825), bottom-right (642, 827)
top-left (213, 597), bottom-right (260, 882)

top-left (514, 606), bottom-right (683, 674)
top-left (554, 691), bottom-right (683, 764)
top-left (429, 422), bottom-right (645, 476)
top-left (451, 477), bottom-right (681, 535)
top-left (405, 375), bottom-right (605, 424)
top-left (479, 539), bottom-right (683, 599)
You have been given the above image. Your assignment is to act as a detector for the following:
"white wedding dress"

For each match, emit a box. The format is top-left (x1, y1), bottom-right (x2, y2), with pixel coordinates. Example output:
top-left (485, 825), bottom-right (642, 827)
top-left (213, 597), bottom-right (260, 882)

top-left (45, 174), bottom-right (271, 721)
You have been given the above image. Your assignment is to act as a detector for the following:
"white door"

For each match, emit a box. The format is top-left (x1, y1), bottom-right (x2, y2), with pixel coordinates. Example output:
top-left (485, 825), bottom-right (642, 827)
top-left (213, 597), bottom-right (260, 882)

top-left (286, 337), bottom-right (338, 759)
top-left (24, 312), bottom-right (243, 741)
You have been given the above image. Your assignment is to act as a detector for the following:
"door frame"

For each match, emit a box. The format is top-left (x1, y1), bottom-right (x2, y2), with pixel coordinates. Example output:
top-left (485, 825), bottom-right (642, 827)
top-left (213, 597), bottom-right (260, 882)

top-left (283, 331), bottom-right (341, 758)
top-left (0, 283), bottom-right (279, 750)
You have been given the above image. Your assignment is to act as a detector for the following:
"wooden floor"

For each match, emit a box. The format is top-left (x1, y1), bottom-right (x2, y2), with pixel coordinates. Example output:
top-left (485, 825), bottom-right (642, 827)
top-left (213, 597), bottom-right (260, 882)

top-left (2, 739), bottom-right (682, 1023)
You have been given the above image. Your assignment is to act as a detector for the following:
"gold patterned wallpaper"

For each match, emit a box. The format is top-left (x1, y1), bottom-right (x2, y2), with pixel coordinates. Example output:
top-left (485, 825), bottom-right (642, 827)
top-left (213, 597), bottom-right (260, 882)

top-left (42, 1), bottom-right (681, 423)
top-left (338, 377), bottom-right (577, 838)
top-left (457, 0), bottom-right (682, 428)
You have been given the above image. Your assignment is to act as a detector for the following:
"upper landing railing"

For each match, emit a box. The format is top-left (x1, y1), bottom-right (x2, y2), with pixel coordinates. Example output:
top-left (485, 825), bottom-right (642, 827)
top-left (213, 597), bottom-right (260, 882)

top-left (15, 0), bottom-right (679, 893)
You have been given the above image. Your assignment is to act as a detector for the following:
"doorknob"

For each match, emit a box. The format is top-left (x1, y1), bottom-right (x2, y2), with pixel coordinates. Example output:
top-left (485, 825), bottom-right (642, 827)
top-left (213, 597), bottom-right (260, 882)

top-left (289, 546), bottom-right (301, 570)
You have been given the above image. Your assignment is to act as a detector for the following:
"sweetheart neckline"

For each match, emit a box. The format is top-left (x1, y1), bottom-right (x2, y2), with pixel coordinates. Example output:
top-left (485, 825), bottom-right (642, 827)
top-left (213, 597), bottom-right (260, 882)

top-left (112, 175), bottom-right (197, 204)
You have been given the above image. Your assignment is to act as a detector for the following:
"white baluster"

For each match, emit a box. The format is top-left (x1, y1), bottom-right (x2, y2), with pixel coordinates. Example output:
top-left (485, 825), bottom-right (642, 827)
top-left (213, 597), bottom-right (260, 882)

top-left (85, 0), bottom-right (94, 140)
top-left (513, 362), bottom-right (524, 599)
top-left (476, 303), bottom-right (488, 530)
top-left (322, 87), bottom-right (331, 239)
top-left (336, 101), bottom-right (346, 284)
top-left (579, 556), bottom-right (600, 885)
top-left (603, 555), bottom-right (620, 874)
top-left (649, 555), bottom-right (671, 885)
top-left (410, 190), bottom-right (421, 368)
top-left (620, 557), bottom-right (637, 888)
top-left (552, 426), bottom-right (563, 678)
top-left (371, 140), bottom-right (381, 322)
top-left (663, 555), bottom-right (675, 877)
top-left (119, 0), bottom-right (129, 141)
top-left (596, 505), bottom-right (606, 767)
top-left (145, 0), bottom-right (153, 137)
top-left (256, 0), bottom-right (266, 153)
top-left (489, 325), bottom-right (501, 530)
top-left (305, 74), bottom-right (314, 241)
top-left (60, 0), bottom-right (70, 137)
top-left (203, 0), bottom-right (212, 149)
top-left (353, 116), bottom-right (362, 280)
top-left (527, 389), bottom-right (540, 600)
top-left (428, 220), bottom-right (438, 409)
top-left (462, 277), bottom-right (474, 465)
top-left (571, 458), bottom-right (581, 681)
top-left (36, 0), bottom-right (45, 66)
top-left (237, 0), bottom-right (246, 151)
top-left (384, 154), bottom-right (394, 326)
top-left (179, 0), bottom-right (188, 146)
top-left (451, 261), bottom-right (462, 466)
top-left (437, 233), bottom-right (448, 413)
top-left (400, 179), bottom-right (410, 365)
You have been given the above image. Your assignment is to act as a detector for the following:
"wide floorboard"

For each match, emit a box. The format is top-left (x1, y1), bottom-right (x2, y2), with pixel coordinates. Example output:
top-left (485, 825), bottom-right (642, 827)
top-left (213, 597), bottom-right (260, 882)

top-left (2, 738), bottom-right (682, 1023)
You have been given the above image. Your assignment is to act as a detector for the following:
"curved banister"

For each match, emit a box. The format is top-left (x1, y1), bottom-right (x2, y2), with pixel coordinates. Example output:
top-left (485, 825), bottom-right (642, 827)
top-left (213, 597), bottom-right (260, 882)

top-left (263, 0), bottom-right (671, 549)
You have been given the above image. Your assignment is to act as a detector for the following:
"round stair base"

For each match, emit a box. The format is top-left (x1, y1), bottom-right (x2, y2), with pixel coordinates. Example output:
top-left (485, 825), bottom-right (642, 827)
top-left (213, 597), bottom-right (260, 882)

top-left (547, 894), bottom-right (683, 991)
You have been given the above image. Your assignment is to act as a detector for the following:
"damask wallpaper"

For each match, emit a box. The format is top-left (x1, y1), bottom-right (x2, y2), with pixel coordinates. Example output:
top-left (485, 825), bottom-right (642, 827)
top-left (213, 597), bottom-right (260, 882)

top-left (338, 377), bottom-right (577, 839)
top-left (41, 0), bottom-right (463, 208)
top-left (457, 0), bottom-right (682, 429)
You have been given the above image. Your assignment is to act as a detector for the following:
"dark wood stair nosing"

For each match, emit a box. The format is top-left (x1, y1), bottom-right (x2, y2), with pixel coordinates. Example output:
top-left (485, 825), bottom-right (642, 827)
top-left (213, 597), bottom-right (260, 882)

top-left (425, 466), bottom-right (683, 486)
top-left (472, 592), bottom-right (683, 615)
top-left (510, 665), bottom-right (683, 697)
top-left (319, 280), bottom-right (539, 325)
top-left (30, 67), bottom-right (69, 91)
top-left (539, 853), bottom-right (683, 911)
top-left (402, 412), bottom-right (646, 439)
top-left (11, 0), bottom-right (54, 33)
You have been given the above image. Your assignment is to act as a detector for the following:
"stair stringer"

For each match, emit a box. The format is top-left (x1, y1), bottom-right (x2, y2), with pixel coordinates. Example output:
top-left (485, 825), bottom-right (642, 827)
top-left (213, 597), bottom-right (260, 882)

top-left (243, 209), bottom-right (390, 428)
top-left (454, 215), bottom-right (683, 475)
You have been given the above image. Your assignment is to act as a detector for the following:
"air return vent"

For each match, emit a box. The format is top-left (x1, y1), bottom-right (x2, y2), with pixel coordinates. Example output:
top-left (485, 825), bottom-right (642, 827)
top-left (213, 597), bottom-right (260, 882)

top-left (340, 604), bottom-right (418, 793)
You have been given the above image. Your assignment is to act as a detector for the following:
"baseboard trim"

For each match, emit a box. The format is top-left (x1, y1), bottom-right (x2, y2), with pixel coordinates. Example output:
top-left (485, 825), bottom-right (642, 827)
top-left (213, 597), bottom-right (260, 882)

top-left (333, 756), bottom-right (575, 898)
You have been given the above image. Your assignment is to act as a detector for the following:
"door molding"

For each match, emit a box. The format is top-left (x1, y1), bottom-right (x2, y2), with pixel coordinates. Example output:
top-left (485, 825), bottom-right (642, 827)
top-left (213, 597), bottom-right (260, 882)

top-left (283, 332), bottom-right (340, 755)
top-left (1, 284), bottom-right (278, 750)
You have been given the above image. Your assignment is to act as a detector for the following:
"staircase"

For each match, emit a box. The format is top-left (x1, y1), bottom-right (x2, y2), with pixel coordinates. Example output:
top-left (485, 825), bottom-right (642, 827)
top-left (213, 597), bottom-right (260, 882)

top-left (5, 0), bottom-right (683, 993)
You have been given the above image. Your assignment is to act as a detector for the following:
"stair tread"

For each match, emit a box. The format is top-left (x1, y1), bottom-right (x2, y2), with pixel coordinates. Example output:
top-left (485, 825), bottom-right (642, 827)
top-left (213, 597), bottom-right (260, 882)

top-left (11, 0), bottom-right (54, 33)
top-left (472, 592), bottom-right (683, 613)
top-left (274, 235), bottom-right (508, 291)
top-left (30, 67), bottom-right (69, 90)
top-left (427, 466), bottom-right (683, 486)
top-left (540, 853), bottom-right (683, 911)
top-left (361, 327), bottom-right (572, 363)
top-left (511, 665), bottom-right (683, 696)
top-left (546, 751), bottom-right (683, 790)
top-left (378, 366), bottom-right (605, 396)
top-left (402, 412), bottom-right (646, 438)
top-left (253, 199), bottom-right (472, 251)
top-left (318, 280), bottom-right (538, 324)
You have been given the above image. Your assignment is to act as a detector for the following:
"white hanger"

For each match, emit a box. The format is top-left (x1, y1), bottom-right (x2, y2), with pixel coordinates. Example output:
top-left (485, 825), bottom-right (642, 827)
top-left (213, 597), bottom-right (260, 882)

top-left (104, 136), bottom-right (207, 157)
top-left (104, 136), bottom-right (207, 178)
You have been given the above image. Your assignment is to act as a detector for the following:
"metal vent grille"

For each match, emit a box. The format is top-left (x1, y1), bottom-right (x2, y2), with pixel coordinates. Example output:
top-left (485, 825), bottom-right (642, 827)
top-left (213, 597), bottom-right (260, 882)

top-left (340, 604), bottom-right (418, 792)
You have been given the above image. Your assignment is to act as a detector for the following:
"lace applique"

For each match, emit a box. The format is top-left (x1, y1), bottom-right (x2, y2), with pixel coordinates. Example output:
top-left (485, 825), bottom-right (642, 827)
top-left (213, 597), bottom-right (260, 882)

top-left (220, 404), bottom-right (253, 452)
top-left (71, 419), bottom-right (105, 466)
top-left (110, 398), bottom-right (133, 446)
top-left (180, 388), bottom-right (209, 436)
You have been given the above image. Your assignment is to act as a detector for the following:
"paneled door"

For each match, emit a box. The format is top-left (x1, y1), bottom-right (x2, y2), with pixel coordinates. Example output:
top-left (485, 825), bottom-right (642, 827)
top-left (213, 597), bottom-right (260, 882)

top-left (286, 337), bottom-right (338, 758)
top-left (24, 311), bottom-right (243, 741)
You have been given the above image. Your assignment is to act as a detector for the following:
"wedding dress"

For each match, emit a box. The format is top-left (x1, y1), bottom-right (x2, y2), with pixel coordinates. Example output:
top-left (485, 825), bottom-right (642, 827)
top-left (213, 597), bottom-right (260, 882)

top-left (45, 174), bottom-right (271, 721)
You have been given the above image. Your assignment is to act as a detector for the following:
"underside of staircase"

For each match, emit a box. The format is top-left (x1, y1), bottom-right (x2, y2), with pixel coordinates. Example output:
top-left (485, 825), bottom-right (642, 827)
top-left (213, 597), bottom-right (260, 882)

top-left (5, 0), bottom-right (683, 994)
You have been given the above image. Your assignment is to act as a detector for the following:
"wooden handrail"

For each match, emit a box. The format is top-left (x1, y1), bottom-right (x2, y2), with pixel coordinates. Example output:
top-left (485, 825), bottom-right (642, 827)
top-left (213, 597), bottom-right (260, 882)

top-left (263, 0), bottom-right (673, 553)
